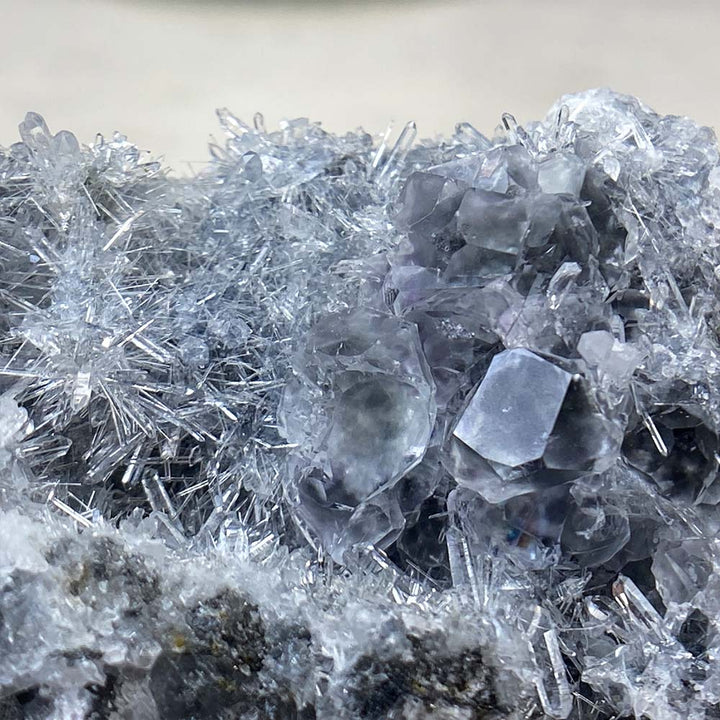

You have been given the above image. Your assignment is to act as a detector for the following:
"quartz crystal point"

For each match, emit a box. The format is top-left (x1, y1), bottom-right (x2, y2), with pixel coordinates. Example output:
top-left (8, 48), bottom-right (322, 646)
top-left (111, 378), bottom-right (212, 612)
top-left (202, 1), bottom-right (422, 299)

top-left (3, 90), bottom-right (720, 719)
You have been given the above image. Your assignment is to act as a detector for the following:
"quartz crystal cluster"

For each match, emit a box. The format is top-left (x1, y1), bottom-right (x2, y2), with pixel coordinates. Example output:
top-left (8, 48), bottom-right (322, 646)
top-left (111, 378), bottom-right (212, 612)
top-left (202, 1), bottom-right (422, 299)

top-left (1, 90), bottom-right (720, 719)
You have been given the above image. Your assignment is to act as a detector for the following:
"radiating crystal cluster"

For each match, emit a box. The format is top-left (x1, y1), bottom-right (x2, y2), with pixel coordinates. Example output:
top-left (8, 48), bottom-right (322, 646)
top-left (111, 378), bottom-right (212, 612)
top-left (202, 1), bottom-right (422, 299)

top-left (2, 90), bottom-right (720, 719)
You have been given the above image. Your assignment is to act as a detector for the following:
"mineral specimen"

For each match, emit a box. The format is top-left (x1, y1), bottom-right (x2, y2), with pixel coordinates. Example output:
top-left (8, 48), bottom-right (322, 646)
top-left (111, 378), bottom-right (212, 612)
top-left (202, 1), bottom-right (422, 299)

top-left (1, 89), bottom-right (720, 719)
top-left (453, 348), bottom-right (573, 468)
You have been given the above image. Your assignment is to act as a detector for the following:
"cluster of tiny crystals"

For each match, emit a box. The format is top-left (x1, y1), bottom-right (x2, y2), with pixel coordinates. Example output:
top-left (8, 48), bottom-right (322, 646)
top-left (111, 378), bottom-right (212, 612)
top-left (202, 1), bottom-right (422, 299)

top-left (1, 90), bottom-right (720, 719)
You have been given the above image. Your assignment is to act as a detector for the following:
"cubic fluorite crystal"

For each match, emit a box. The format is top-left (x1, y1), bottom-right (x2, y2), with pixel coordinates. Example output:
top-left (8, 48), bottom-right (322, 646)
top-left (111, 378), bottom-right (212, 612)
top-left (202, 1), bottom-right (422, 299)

top-left (453, 348), bottom-right (573, 468)
top-left (2, 89), bottom-right (720, 719)
top-left (279, 308), bottom-right (435, 560)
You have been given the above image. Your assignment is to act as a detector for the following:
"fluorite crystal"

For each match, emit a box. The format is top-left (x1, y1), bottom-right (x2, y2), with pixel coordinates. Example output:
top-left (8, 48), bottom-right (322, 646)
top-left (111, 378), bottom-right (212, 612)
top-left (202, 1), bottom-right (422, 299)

top-left (454, 348), bottom-right (573, 468)
top-left (279, 308), bottom-right (435, 560)
top-left (2, 90), bottom-right (720, 719)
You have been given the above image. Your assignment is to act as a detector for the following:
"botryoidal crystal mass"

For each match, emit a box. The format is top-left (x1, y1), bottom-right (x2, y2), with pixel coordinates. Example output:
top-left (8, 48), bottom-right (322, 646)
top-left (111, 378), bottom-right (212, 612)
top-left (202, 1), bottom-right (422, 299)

top-left (0, 90), bottom-right (719, 720)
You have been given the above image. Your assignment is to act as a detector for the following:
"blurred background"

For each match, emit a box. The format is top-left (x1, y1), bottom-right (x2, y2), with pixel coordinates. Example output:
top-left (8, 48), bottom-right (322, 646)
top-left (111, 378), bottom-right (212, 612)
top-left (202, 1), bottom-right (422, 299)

top-left (1, 0), bottom-right (719, 173)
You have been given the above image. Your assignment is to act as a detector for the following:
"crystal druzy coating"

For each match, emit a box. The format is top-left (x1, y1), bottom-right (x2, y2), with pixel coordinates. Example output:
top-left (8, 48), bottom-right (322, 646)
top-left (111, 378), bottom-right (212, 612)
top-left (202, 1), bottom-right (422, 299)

top-left (2, 90), bottom-right (720, 719)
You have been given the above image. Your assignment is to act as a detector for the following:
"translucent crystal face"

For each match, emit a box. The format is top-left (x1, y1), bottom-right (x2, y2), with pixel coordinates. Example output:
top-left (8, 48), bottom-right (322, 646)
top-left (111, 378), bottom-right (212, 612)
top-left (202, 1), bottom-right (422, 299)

top-left (279, 308), bottom-right (436, 560)
top-left (457, 190), bottom-right (529, 255)
top-left (453, 349), bottom-right (572, 467)
top-left (327, 376), bottom-right (432, 502)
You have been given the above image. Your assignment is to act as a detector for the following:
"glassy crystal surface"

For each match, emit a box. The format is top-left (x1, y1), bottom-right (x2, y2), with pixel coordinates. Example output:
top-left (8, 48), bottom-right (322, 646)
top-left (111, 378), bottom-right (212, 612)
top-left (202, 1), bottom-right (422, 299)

top-left (454, 348), bottom-right (572, 467)
top-left (279, 308), bottom-right (436, 561)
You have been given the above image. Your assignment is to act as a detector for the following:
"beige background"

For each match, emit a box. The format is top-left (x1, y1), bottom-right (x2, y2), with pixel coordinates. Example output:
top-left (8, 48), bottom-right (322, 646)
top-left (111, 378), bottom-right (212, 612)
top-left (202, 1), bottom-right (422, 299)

top-left (1, 0), bottom-right (718, 173)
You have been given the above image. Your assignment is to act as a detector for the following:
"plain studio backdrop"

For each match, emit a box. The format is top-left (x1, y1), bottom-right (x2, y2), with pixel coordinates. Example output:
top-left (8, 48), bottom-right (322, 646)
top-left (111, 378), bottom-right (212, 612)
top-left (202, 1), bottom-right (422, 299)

top-left (0, 0), bottom-right (718, 172)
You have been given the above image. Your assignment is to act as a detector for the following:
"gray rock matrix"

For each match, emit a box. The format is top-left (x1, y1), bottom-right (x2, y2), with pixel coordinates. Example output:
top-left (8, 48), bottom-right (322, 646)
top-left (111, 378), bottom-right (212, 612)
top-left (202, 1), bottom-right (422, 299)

top-left (1, 90), bottom-right (719, 719)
